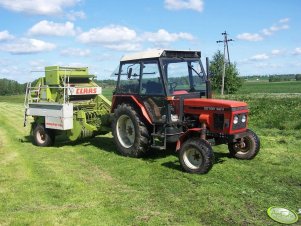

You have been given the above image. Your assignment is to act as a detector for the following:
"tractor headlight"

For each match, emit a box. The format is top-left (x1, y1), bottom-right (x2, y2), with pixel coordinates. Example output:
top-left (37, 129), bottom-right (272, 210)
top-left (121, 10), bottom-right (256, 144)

top-left (233, 115), bottom-right (239, 124)
top-left (241, 114), bottom-right (247, 123)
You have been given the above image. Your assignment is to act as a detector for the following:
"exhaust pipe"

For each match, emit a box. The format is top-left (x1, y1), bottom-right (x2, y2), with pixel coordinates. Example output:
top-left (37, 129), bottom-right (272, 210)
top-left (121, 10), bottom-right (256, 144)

top-left (206, 57), bottom-right (212, 98)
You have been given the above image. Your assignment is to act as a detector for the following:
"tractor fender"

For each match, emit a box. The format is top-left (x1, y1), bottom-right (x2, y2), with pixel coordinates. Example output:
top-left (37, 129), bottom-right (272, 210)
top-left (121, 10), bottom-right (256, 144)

top-left (111, 95), bottom-right (152, 125)
top-left (176, 128), bottom-right (203, 152)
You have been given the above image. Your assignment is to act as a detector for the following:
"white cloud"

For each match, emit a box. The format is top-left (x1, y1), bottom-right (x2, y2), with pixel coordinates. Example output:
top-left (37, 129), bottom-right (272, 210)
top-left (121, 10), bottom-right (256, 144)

top-left (28, 20), bottom-right (77, 36)
top-left (78, 25), bottom-right (196, 51)
top-left (0, 30), bottom-right (14, 41)
top-left (164, 0), bottom-right (204, 12)
top-left (60, 48), bottom-right (90, 57)
top-left (262, 24), bottom-right (289, 36)
top-left (236, 33), bottom-right (263, 41)
top-left (0, 0), bottom-right (79, 16)
top-left (142, 29), bottom-right (195, 44)
top-left (237, 18), bottom-right (290, 42)
top-left (29, 59), bottom-right (46, 71)
top-left (250, 54), bottom-right (269, 61)
top-left (78, 25), bottom-right (137, 44)
top-left (271, 49), bottom-right (282, 56)
top-left (293, 47), bottom-right (301, 55)
top-left (0, 38), bottom-right (56, 54)
top-left (66, 10), bottom-right (86, 21)
top-left (279, 18), bottom-right (290, 23)
top-left (77, 25), bottom-right (140, 51)
top-left (103, 43), bottom-right (141, 52)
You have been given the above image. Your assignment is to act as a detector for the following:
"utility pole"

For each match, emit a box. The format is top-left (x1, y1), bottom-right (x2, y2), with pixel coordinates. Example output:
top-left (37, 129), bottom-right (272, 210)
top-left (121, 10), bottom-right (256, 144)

top-left (216, 31), bottom-right (234, 95)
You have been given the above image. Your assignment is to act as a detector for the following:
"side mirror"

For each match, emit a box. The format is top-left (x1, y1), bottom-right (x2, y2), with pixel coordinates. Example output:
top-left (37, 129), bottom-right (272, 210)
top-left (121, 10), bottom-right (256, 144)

top-left (127, 68), bottom-right (132, 79)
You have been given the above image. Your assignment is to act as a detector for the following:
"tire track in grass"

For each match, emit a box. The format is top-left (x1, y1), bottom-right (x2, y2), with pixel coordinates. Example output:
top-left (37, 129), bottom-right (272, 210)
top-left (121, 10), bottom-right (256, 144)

top-left (0, 102), bottom-right (146, 225)
top-left (0, 103), bottom-right (26, 134)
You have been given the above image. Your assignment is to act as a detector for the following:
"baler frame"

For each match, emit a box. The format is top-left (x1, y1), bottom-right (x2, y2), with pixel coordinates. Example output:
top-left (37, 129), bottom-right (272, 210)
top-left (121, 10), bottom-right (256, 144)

top-left (24, 66), bottom-right (111, 145)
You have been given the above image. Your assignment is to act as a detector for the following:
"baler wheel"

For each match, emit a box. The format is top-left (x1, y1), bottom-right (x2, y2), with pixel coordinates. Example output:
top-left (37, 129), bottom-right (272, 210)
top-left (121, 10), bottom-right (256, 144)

top-left (33, 124), bottom-right (55, 147)
top-left (179, 138), bottom-right (214, 174)
top-left (112, 104), bottom-right (149, 157)
top-left (228, 129), bottom-right (260, 160)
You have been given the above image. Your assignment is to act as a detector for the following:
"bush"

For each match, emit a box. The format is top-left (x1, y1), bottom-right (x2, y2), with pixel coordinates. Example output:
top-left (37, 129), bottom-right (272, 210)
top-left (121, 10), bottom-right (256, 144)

top-left (209, 50), bottom-right (242, 94)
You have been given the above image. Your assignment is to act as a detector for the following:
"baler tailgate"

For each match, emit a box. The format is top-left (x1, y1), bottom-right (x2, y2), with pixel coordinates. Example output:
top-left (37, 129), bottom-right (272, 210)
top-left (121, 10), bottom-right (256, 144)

top-left (27, 103), bottom-right (73, 130)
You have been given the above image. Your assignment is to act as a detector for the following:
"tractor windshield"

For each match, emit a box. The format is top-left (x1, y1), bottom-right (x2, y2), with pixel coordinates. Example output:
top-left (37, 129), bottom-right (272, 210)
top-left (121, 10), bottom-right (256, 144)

top-left (162, 58), bottom-right (206, 95)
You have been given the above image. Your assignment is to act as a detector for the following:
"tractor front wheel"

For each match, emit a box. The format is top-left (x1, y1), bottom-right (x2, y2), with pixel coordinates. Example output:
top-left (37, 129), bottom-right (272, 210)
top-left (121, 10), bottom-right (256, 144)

top-left (33, 124), bottom-right (55, 147)
top-left (112, 104), bottom-right (149, 157)
top-left (228, 129), bottom-right (260, 160)
top-left (179, 138), bottom-right (214, 174)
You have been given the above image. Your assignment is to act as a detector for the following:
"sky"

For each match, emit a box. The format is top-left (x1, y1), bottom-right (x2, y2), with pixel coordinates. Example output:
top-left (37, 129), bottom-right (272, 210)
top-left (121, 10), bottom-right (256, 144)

top-left (0, 0), bottom-right (300, 83)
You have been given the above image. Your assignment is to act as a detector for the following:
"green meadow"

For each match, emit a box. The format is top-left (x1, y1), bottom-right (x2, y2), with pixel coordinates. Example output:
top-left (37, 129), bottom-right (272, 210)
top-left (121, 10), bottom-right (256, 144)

top-left (0, 81), bottom-right (300, 225)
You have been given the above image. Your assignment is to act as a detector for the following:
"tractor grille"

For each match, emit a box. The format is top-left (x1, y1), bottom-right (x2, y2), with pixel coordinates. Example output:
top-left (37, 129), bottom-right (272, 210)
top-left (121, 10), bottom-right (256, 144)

top-left (213, 113), bottom-right (224, 130)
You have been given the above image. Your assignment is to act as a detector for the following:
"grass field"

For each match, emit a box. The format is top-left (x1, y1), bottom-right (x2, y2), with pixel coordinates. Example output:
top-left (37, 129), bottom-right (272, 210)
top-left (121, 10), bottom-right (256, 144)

top-left (0, 82), bottom-right (300, 225)
top-left (238, 80), bottom-right (301, 94)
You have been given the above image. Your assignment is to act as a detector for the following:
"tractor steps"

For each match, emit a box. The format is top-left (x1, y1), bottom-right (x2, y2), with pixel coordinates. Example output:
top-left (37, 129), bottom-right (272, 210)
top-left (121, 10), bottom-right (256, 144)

top-left (151, 145), bottom-right (165, 150)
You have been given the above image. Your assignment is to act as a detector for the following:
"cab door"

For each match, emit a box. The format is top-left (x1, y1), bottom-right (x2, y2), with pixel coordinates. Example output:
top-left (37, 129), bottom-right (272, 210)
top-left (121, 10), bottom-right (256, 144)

top-left (139, 60), bottom-right (167, 123)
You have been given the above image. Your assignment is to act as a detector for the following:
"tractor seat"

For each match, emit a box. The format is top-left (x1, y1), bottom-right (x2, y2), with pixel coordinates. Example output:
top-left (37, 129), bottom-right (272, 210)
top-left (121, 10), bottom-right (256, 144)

top-left (173, 90), bottom-right (188, 95)
top-left (145, 81), bottom-right (164, 95)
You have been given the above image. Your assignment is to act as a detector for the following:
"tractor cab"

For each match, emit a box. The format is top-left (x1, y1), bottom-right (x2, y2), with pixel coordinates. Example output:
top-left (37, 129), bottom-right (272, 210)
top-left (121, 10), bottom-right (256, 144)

top-left (113, 50), bottom-right (208, 124)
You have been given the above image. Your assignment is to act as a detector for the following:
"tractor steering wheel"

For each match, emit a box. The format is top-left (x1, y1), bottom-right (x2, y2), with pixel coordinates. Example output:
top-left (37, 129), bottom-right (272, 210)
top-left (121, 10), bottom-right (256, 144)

top-left (169, 82), bottom-right (178, 92)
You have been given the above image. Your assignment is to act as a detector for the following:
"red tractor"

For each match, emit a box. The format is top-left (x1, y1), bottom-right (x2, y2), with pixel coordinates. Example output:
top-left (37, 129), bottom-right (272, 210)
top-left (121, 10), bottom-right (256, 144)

top-left (111, 49), bottom-right (260, 174)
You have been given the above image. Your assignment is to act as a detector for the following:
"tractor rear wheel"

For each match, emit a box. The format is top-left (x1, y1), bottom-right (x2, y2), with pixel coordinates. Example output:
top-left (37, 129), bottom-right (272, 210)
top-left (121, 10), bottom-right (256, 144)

top-left (112, 104), bottom-right (149, 157)
top-left (179, 138), bottom-right (214, 174)
top-left (33, 124), bottom-right (55, 147)
top-left (228, 129), bottom-right (260, 160)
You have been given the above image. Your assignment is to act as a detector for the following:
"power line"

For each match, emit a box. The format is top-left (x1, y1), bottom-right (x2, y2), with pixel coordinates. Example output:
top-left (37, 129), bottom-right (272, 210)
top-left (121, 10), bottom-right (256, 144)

top-left (216, 31), bottom-right (234, 95)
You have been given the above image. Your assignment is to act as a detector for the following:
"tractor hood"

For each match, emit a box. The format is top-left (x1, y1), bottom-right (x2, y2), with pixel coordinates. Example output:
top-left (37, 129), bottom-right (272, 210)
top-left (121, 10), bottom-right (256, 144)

top-left (184, 98), bottom-right (248, 111)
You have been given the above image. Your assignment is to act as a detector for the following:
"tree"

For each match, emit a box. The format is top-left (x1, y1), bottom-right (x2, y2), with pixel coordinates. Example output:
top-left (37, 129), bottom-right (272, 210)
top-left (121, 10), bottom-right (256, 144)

top-left (0, 78), bottom-right (26, 95)
top-left (296, 74), bottom-right (301, 81)
top-left (209, 50), bottom-right (242, 94)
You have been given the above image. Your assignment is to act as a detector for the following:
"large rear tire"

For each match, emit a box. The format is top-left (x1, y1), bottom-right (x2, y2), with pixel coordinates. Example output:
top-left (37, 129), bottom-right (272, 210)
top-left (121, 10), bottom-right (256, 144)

top-left (228, 129), bottom-right (260, 160)
top-left (33, 124), bottom-right (55, 147)
top-left (112, 104), bottom-right (149, 157)
top-left (179, 138), bottom-right (214, 174)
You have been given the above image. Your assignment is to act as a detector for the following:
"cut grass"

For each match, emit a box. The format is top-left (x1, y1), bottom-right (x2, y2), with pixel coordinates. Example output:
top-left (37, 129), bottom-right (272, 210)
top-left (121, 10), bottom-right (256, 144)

top-left (0, 96), bottom-right (300, 225)
top-left (0, 94), bottom-right (24, 103)
top-left (0, 82), bottom-right (300, 225)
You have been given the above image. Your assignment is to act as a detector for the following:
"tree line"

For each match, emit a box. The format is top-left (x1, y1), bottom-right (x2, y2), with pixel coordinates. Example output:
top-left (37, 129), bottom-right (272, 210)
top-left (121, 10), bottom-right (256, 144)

top-left (268, 74), bottom-right (301, 82)
top-left (0, 78), bottom-right (26, 95)
top-left (243, 74), bottom-right (301, 82)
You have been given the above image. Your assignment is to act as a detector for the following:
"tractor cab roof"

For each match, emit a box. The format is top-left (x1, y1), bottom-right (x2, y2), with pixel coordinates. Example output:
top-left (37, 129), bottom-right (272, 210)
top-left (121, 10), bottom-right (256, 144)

top-left (120, 49), bottom-right (201, 62)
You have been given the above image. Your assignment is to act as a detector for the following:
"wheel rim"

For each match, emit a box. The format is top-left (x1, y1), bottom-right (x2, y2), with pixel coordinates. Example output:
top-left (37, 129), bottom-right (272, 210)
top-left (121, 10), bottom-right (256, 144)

top-left (36, 128), bottom-right (46, 144)
top-left (116, 115), bottom-right (135, 148)
top-left (234, 137), bottom-right (252, 155)
top-left (183, 148), bottom-right (203, 170)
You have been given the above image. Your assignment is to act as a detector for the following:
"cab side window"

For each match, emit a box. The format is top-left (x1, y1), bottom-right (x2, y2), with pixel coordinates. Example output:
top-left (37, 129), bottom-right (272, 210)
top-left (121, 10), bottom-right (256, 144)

top-left (117, 63), bottom-right (140, 94)
top-left (141, 61), bottom-right (164, 96)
